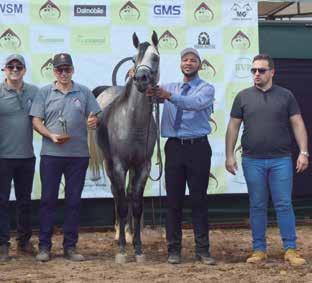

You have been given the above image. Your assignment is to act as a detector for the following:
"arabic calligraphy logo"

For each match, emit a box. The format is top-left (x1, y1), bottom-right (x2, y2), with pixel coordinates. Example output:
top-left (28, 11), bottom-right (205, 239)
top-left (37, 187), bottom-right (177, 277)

top-left (194, 2), bottom-right (214, 22)
top-left (39, 0), bottom-right (61, 21)
top-left (0, 28), bottom-right (21, 50)
top-left (119, 1), bottom-right (140, 20)
top-left (200, 59), bottom-right (216, 78)
top-left (158, 30), bottom-right (178, 49)
top-left (231, 31), bottom-right (251, 50)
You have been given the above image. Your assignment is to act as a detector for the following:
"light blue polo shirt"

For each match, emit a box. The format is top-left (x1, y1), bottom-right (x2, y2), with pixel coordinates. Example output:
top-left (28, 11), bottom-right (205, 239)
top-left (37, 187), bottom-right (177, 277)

top-left (30, 81), bottom-right (101, 157)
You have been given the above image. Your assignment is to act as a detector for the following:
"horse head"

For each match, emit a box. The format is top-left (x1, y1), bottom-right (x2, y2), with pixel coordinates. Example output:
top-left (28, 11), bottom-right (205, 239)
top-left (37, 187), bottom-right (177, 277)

top-left (132, 31), bottom-right (159, 92)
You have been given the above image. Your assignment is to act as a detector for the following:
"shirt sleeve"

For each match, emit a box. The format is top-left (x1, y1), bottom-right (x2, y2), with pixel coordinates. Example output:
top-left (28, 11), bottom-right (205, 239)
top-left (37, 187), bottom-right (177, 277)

top-left (287, 91), bottom-right (301, 117)
top-left (169, 83), bottom-right (215, 111)
top-left (29, 87), bottom-right (47, 119)
top-left (230, 93), bottom-right (243, 119)
top-left (85, 88), bottom-right (102, 117)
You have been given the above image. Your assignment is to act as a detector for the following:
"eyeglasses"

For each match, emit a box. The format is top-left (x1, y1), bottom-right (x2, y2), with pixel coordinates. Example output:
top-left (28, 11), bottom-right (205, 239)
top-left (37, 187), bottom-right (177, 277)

top-left (5, 64), bottom-right (24, 71)
top-left (54, 67), bottom-right (73, 74)
top-left (250, 68), bottom-right (271, 75)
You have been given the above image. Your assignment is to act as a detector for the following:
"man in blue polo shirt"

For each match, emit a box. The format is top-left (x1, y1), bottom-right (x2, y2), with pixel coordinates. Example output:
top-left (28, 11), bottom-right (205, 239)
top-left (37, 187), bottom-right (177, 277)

top-left (30, 53), bottom-right (101, 262)
top-left (147, 48), bottom-right (215, 265)
top-left (0, 54), bottom-right (38, 261)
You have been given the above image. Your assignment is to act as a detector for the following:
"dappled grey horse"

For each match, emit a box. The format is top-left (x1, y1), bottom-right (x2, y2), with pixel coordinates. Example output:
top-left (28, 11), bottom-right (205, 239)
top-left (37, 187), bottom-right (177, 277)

top-left (89, 32), bottom-right (159, 263)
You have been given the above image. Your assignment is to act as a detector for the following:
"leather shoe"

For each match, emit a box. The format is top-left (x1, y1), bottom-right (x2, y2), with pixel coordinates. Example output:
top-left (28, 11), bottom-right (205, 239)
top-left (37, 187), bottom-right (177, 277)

top-left (64, 248), bottom-right (85, 262)
top-left (36, 248), bottom-right (50, 262)
top-left (195, 253), bottom-right (216, 265)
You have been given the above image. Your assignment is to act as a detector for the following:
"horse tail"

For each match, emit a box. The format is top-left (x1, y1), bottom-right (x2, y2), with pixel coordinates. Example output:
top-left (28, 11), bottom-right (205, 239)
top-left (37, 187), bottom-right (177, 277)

top-left (88, 129), bottom-right (104, 181)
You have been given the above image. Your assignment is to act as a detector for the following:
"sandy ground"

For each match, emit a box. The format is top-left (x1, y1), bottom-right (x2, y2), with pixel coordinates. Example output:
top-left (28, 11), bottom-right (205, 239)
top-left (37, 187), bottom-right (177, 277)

top-left (1, 226), bottom-right (312, 283)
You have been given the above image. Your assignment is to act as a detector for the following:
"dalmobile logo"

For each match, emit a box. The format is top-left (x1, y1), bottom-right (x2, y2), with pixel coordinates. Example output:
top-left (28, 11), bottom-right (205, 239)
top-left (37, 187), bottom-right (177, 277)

top-left (231, 31), bottom-right (251, 50)
top-left (200, 59), bottom-right (216, 78)
top-left (194, 2), bottom-right (214, 22)
top-left (195, 32), bottom-right (215, 49)
top-left (0, 28), bottom-right (21, 50)
top-left (235, 57), bottom-right (251, 78)
top-left (39, 0), bottom-right (61, 21)
top-left (40, 58), bottom-right (54, 80)
top-left (158, 30), bottom-right (178, 49)
top-left (119, 1), bottom-right (140, 20)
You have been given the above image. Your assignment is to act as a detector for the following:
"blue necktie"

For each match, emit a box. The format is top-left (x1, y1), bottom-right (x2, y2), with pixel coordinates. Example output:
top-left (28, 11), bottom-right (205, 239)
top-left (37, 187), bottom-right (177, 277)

top-left (173, 83), bottom-right (191, 130)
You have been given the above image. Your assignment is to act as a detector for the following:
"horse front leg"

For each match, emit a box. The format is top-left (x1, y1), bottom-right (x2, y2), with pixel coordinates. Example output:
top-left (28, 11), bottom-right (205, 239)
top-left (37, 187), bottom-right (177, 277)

top-left (132, 163), bottom-right (150, 262)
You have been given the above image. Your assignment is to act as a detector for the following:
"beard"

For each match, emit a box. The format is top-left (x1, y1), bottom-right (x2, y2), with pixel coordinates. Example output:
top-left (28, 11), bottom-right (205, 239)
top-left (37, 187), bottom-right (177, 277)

top-left (182, 69), bottom-right (198, 78)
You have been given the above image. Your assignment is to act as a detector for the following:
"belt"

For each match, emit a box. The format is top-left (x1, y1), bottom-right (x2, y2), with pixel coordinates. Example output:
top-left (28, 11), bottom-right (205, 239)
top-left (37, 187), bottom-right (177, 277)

top-left (169, 136), bottom-right (207, 145)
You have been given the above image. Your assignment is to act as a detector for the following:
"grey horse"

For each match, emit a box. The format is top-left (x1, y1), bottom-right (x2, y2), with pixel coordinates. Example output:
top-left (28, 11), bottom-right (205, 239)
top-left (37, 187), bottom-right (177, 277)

top-left (89, 31), bottom-right (159, 263)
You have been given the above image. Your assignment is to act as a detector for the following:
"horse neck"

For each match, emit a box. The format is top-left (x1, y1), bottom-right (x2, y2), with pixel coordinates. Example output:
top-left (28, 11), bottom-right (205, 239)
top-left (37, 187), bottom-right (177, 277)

top-left (122, 80), bottom-right (153, 127)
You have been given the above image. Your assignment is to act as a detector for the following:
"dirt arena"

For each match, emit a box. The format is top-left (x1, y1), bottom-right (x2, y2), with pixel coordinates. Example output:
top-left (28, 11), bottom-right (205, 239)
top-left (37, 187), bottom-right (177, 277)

top-left (1, 226), bottom-right (312, 283)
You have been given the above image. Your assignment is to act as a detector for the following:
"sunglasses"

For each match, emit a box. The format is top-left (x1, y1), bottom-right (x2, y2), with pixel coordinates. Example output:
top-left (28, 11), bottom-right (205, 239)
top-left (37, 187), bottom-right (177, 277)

top-left (250, 68), bottom-right (271, 75)
top-left (5, 64), bottom-right (24, 71)
top-left (54, 67), bottom-right (73, 74)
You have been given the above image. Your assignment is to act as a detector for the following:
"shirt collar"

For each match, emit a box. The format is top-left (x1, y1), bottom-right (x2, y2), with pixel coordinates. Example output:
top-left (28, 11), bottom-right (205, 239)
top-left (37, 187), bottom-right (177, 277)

top-left (180, 75), bottom-right (201, 89)
top-left (2, 79), bottom-right (26, 92)
top-left (52, 80), bottom-right (79, 93)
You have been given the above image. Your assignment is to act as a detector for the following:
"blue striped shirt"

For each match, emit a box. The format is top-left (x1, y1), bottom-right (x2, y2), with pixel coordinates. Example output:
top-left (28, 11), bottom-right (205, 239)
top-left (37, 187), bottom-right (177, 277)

top-left (161, 75), bottom-right (214, 138)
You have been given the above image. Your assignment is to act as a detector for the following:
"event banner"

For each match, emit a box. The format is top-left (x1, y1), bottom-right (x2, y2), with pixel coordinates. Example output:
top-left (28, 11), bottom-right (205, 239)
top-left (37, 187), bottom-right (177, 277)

top-left (0, 0), bottom-right (259, 199)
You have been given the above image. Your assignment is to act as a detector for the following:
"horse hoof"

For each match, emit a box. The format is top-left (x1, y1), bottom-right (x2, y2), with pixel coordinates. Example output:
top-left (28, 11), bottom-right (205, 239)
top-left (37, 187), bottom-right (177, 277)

top-left (135, 254), bottom-right (145, 263)
top-left (115, 253), bottom-right (127, 264)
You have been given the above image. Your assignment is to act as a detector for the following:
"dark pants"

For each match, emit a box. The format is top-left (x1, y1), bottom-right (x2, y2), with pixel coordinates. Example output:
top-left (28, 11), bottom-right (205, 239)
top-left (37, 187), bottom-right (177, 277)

top-left (165, 137), bottom-right (212, 255)
top-left (39, 156), bottom-right (89, 251)
top-left (0, 158), bottom-right (35, 247)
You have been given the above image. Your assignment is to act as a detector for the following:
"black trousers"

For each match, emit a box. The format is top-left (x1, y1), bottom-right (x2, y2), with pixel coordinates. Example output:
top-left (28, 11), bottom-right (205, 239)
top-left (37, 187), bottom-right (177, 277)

top-left (0, 157), bottom-right (35, 246)
top-left (165, 137), bottom-right (212, 255)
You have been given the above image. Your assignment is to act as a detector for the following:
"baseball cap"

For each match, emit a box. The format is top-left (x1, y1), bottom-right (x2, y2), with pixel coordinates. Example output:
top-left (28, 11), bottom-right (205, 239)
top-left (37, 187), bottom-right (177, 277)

top-left (53, 53), bottom-right (73, 68)
top-left (180, 48), bottom-right (201, 61)
top-left (4, 54), bottom-right (26, 66)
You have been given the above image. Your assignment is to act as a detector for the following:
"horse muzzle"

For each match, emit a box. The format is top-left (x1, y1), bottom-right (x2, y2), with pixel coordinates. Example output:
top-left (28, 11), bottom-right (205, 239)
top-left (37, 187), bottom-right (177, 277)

top-left (134, 69), bottom-right (152, 92)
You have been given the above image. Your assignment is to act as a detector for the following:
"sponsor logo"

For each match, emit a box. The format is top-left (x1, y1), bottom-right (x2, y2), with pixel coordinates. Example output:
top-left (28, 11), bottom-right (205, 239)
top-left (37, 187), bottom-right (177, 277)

top-left (158, 30), bottom-right (178, 49)
top-left (0, 28), bottom-right (21, 50)
top-left (39, 0), bottom-right (61, 21)
top-left (74, 5), bottom-right (106, 17)
top-left (0, 3), bottom-right (23, 15)
top-left (234, 58), bottom-right (251, 78)
top-left (231, 1), bottom-right (252, 20)
top-left (40, 58), bottom-right (54, 79)
top-left (194, 2), bottom-right (214, 22)
top-left (153, 5), bottom-right (181, 17)
top-left (231, 31), bottom-right (250, 50)
top-left (76, 34), bottom-right (106, 46)
top-left (194, 32), bottom-right (215, 49)
top-left (119, 1), bottom-right (140, 20)
top-left (201, 59), bottom-right (216, 78)
top-left (38, 35), bottom-right (64, 44)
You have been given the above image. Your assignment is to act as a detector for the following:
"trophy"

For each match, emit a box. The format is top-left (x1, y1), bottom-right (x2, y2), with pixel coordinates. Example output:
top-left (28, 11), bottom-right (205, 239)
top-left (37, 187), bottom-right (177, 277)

top-left (57, 114), bottom-right (70, 143)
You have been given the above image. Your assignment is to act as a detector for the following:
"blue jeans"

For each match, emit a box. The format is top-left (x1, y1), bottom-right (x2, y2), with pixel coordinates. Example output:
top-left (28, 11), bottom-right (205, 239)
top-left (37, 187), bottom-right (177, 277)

top-left (242, 156), bottom-right (297, 252)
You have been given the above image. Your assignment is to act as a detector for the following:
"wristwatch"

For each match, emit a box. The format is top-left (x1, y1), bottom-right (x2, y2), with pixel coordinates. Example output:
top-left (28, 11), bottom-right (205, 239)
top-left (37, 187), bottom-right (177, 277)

top-left (300, 151), bottom-right (309, 157)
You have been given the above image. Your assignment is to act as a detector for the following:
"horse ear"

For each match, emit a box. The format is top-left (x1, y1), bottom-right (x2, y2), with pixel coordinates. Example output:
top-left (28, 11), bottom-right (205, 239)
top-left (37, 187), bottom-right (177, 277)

top-left (151, 30), bottom-right (158, 47)
top-left (133, 32), bottom-right (139, 48)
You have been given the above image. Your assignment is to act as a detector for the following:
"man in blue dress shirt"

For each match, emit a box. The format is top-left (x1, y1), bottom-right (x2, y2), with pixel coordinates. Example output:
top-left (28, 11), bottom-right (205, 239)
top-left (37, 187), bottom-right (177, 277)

top-left (147, 48), bottom-right (215, 264)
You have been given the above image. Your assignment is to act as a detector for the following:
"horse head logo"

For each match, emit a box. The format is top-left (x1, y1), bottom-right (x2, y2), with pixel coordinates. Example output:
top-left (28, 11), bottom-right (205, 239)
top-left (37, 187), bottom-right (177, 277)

top-left (231, 31), bottom-right (251, 50)
top-left (119, 1), bottom-right (140, 20)
top-left (0, 28), bottom-right (21, 50)
top-left (132, 31), bottom-right (160, 92)
top-left (39, 0), bottom-right (61, 21)
top-left (40, 58), bottom-right (54, 80)
top-left (194, 2), bottom-right (214, 22)
top-left (198, 32), bottom-right (210, 46)
top-left (158, 30), bottom-right (178, 50)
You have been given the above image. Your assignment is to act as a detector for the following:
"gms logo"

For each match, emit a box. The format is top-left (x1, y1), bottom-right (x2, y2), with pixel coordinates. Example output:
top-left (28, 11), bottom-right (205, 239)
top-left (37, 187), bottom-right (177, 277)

top-left (231, 31), bottom-right (250, 50)
top-left (0, 28), bottom-right (21, 50)
top-left (0, 3), bottom-right (23, 16)
top-left (153, 5), bottom-right (181, 17)
top-left (40, 58), bottom-right (54, 80)
top-left (231, 1), bottom-right (252, 20)
top-left (158, 30), bottom-right (178, 50)
top-left (39, 0), bottom-right (61, 21)
top-left (234, 58), bottom-right (251, 78)
top-left (119, 1), bottom-right (140, 20)
top-left (195, 32), bottom-right (215, 49)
